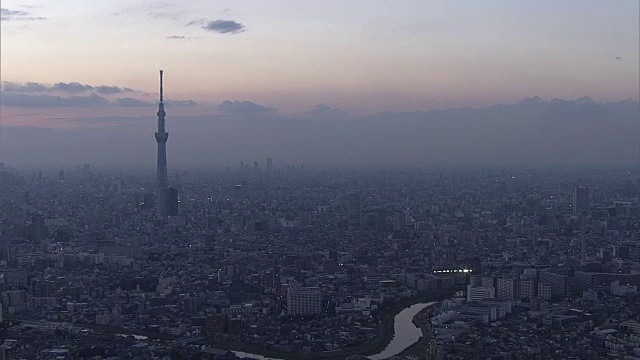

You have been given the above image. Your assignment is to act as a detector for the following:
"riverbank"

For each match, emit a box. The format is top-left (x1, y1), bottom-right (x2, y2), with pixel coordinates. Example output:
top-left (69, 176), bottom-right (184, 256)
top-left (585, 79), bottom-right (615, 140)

top-left (202, 288), bottom-right (457, 360)
top-left (8, 288), bottom-right (454, 360)
top-left (396, 304), bottom-right (435, 358)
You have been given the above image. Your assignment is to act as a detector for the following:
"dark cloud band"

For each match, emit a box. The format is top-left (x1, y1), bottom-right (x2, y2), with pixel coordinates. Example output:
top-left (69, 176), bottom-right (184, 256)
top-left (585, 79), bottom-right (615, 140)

top-left (1, 7), bottom-right (46, 21)
top-left (1, 81), bottom-right (135, 94)
top-left (0, 93), bottom-right (197, 108)
top-left (201, 19), bottom-right (246, 34)
top-left (218, 100), bottom-right (275, 115)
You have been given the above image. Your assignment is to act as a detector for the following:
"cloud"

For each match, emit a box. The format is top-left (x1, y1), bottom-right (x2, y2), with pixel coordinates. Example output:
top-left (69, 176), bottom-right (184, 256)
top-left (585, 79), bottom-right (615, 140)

top-left (218, 100), bottom-right (275, 115)
top-left (187, 19), bottom-right (207, 26)
top-left (166, 34), bottom-right (199, 40)
top-left (0, 93), bottom-right (109, 107)
top-left (166, 100), bottom-right (198, 107)
top-left (115, 98), bottom-right (153, 107)
top-left (5, 112), bottom-right (43, 117)
top-left (114, 98), bottom-right (198, 107)
top-left (2, 82), bottom-right (49, 93)
top-left (1, 7), bottom-right (45, 21)
top-left (308, 104), bottom-right (347, 117)
top-left (0, 89), bottom-right (198, 108)
top-left (148, 11), bottom-right (180, 20)
top-left (51, 82), bottom-right (95, 93)
top-left (1, 8), bottom-right (28, 17)
top-left (202, 19), bottom-right (246, 34)
top-left (114, 97), bottom-right (198, 107)
top-left (1, 81), bottom-right (136, 94)
top-left (2, 97), bottom-right (638, 168)
top-left (95, 85), bottom-right (135, 94)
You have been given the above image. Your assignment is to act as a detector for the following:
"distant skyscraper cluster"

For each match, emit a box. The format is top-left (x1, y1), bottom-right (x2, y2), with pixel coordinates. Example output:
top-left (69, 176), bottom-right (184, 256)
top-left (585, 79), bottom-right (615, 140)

top-left (238, 158), bottom-right (275, 173)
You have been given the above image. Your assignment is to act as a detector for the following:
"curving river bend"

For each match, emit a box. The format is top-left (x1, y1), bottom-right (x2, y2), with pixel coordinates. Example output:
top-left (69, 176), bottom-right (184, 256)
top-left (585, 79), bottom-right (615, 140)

top-left (232, 301), bottom-right (437, 360)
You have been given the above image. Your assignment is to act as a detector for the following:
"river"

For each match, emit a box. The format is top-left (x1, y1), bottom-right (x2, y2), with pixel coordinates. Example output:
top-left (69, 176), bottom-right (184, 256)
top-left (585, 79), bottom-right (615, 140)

top-left (367, 302), bottom-right (436, 359)
top-left (231, 301), bottom-right (437, 360)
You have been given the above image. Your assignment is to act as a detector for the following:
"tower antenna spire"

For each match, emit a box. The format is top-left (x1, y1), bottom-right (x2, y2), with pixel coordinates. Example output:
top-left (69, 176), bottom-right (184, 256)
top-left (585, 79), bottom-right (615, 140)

top-left (155, 70), bottom-right (169, 221)
top-left (159, 70), bottom-right (164, 103)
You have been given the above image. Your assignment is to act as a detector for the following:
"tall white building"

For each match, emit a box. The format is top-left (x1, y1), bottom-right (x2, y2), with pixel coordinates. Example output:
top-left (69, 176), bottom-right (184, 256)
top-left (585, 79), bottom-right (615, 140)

top-left (287, 285), bottom-right (322, 315)
top-left (155, 70), bottom-right (169, 221)
top-left (466, 285), bottom-right (495, 302)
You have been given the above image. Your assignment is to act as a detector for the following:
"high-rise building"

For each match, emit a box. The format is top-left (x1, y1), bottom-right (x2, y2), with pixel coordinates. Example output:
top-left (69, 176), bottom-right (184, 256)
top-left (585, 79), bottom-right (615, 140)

top-left (539, 270), bottom-right (571, 299)
top-left (31, 214), bottom-right (46, 242)
top-left (573, 185), bottom-right (590, 264)
top-left (155, 70), bottom-right (169, 221)
top-left (0, 269), bottom-right (27, 289)
top-left (538, 282), bottom-right (552, 300)
top-left (347, 193), bottom-right (362, 228)
top-left (287, 285), bottom-right (322, 315)
top-left (166, 187), bottom-right (179, 216)
top-left (266, 157), bottom-right (273, 172)
top-left (519, 279), bottom-right (536, 299)
top-left (466, 284), bottom-right (495, 302)
top-left (142, 193), bottom-right (155, 210)
top-left (573, 185), bottom-right (590, 216)
top-left (58, 169), bottom-right (65, 181)
top-left (375, 208), bottom-right (387, 232)
top-left (496, 278), bottom-right (515, 300)
top-left (481, 276), bottom-right (495, 288)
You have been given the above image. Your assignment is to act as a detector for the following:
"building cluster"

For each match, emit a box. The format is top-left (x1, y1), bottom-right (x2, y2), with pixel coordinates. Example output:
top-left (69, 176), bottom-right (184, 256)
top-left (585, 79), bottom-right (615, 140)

top-left (430, 235), bottom-right (640, 358)
top-left (0, 164), bottom-right (638, 359)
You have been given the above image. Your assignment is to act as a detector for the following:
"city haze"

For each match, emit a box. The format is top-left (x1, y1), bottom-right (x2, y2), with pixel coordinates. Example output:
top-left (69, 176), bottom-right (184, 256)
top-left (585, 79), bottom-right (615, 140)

top-left (1, 97), bottom-right (638, 168)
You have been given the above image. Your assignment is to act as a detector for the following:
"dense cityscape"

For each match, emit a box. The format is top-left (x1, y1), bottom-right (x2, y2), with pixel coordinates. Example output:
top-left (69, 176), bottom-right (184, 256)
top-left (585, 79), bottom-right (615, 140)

top-left (0, 161), bottom-right (639, 359)
top-left (1, 2), bottom-right (638, 359)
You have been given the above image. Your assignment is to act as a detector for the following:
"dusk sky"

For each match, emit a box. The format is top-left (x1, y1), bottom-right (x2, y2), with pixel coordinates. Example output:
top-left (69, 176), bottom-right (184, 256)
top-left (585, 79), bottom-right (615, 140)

top-left (0, 1), bottom-right (638, 167)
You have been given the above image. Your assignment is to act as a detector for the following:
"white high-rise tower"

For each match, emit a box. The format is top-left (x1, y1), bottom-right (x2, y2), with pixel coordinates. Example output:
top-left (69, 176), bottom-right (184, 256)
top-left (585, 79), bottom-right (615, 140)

top-left (155, 70), bottom-right (169, 221)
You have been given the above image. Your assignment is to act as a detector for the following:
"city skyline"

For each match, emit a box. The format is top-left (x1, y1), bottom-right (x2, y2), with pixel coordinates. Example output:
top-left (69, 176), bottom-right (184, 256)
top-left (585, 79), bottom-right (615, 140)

top-left (1, 0), bottom-right (639, 129)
